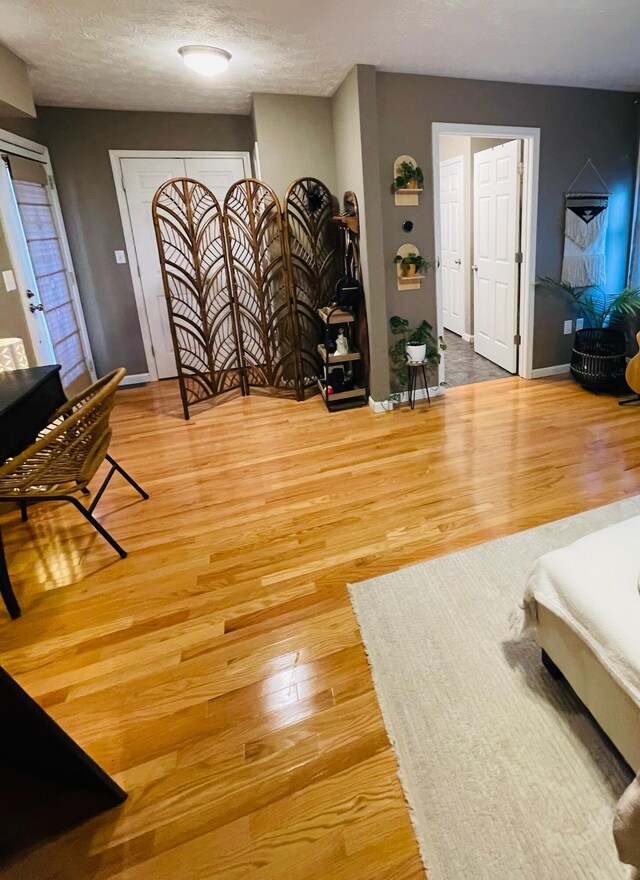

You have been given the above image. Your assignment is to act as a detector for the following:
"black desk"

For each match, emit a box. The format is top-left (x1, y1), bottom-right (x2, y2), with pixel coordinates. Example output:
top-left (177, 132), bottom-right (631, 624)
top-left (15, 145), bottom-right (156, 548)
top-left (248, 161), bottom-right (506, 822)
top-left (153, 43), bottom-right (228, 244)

top-left (0, 365), bottom-right (66, 618)
top-left (0, 365), bottom-right (66, 464)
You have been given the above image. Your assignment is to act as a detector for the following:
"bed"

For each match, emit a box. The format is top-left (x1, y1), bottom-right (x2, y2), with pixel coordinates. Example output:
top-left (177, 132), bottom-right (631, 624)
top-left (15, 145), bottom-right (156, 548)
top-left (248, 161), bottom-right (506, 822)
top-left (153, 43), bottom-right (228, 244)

top-left (520, 515), bottom-right (640, 871)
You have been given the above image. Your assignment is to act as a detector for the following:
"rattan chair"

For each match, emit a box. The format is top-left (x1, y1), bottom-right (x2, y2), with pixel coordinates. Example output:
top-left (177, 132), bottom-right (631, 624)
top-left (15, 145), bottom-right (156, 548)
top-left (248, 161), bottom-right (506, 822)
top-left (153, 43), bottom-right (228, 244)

top-left (0, 368), bottom-right (148, 617)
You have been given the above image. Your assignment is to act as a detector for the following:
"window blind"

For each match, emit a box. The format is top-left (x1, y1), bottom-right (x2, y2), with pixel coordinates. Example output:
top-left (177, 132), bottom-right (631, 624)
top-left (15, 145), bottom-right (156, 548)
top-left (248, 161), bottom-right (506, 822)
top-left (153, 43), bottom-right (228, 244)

top-left (12, 178), bottom-right (88, 387)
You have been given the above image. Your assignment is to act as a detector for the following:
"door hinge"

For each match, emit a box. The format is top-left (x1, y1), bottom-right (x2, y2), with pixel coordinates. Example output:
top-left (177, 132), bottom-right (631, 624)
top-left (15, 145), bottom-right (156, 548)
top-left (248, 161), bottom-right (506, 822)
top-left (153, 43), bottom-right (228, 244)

top-left (47, 174), bottom-right (55, 189)
top-left (515, 252), bottom-right (523, 264)
top-left (518, 162), bottom-right (525, 176)
top-left (514, 333), bottom-right (522, 345)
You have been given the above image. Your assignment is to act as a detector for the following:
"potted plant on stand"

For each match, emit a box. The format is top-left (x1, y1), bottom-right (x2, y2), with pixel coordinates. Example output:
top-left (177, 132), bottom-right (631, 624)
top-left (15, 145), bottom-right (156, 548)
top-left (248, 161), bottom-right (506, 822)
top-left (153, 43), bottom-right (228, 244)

top-left (388, 316), bottom-right (446, 402)
top-left (538, 278), bottom-right (640, 391)
top-left (394, 161), bottom-right (424, 191)
top-left (394, 252), bottom-right (432, 278)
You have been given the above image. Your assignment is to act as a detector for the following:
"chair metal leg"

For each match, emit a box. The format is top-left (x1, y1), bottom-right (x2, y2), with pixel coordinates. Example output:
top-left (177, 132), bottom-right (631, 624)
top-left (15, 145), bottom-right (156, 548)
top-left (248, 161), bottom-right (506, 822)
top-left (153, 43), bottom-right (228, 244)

top-left (62, 496), bottom-right (127, 559)
top-left (0, 529), bottom-right (21, 619)
top-left (105, 454), bottom-right (149, 500)
top-left (19, 500), bottom-right (28, 522)
top-left (88, 464), bottom-right (117, 515)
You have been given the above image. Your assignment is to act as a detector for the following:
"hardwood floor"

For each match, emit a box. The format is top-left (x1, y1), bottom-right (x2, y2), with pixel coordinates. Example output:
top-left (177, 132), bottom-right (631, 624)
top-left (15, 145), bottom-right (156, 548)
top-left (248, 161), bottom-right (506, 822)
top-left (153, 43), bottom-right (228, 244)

top-left (1, 375), bottom-right (639, 878)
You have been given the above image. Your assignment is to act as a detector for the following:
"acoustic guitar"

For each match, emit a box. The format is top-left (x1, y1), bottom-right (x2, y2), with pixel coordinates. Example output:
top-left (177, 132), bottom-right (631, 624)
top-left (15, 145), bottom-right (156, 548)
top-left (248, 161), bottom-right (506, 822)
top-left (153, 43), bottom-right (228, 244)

top-left (619, 331), bottom-right (640, 405)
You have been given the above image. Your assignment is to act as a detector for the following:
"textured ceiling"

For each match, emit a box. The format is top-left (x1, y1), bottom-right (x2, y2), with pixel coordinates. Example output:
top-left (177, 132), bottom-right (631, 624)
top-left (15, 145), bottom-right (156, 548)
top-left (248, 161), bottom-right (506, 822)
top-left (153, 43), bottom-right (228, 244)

top-left (2, 0), bottom-right (640, 115)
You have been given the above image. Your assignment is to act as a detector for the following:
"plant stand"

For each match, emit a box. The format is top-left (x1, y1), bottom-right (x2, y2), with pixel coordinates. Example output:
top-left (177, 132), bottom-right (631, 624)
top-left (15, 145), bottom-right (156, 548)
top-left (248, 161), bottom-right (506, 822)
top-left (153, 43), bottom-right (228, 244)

top-left (407, 360), bottom-right (431, 410)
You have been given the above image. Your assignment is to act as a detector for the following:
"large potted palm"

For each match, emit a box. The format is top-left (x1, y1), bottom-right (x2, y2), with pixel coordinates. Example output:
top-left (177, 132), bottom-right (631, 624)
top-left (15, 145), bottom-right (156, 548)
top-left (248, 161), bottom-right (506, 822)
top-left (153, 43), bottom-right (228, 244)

top-left (539, 278), bottom-right (640, 391)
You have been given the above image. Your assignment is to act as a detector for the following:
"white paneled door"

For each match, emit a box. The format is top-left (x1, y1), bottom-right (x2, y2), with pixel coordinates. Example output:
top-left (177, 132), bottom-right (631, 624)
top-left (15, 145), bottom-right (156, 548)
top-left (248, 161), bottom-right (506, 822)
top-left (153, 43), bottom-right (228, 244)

top-left (473, 140), bottom-right (521, 373)
top-left (119, 154), bottom-right (249, 379)
top-left (440, 156), bottom-right (465, 336)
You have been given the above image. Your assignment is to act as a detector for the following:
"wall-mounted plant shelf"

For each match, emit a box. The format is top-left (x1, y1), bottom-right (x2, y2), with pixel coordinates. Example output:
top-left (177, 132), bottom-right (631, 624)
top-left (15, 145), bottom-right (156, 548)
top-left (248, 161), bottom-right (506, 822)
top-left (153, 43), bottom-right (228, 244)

top-left (395, 243), bottom-right (426, 291)
top-left (393, 155), bottom-right (423, 206)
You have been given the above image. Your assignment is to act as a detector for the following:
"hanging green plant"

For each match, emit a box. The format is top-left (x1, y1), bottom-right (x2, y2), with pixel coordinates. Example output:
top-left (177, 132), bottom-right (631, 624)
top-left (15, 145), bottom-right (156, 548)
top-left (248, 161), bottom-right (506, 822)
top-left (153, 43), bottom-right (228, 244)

top-left (394, 161), bottom-right (424, 190)
top-left (394, 252), bottom-right (432, 278)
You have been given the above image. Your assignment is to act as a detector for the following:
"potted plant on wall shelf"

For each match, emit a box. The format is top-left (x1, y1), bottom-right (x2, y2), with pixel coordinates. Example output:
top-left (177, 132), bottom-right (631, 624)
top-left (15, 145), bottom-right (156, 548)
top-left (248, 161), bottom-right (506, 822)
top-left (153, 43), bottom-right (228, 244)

top-left (389, 315), bottom-right (446, 378)
top-left (394, 161), bottom-right (424, 191)
top-left (394, 252), bottom-right (431, 278)
top-left (537, 277), bottom-right (640, 391)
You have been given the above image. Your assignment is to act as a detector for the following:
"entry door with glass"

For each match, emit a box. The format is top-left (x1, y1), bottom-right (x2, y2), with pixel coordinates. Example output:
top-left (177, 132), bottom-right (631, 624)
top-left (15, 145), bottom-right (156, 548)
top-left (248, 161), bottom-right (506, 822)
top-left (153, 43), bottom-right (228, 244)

top-left (0, 152), bottom-right (94, 394)
top-left (118, 154), bottom-right (250, 379)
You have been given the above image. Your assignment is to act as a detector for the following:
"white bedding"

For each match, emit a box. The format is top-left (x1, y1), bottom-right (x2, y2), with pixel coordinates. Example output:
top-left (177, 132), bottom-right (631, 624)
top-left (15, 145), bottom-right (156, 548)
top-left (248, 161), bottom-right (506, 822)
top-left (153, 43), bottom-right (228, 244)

top-left (520, 514), bottom-right (640, 708)
top-left (519, 514), bottom-right (640, 871)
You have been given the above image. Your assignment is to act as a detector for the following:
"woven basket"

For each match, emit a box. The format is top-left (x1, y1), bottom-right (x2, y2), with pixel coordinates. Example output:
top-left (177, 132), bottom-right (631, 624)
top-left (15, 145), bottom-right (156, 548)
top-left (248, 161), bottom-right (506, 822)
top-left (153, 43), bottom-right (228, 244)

top-left (570, 328), bottom-right (626, 391)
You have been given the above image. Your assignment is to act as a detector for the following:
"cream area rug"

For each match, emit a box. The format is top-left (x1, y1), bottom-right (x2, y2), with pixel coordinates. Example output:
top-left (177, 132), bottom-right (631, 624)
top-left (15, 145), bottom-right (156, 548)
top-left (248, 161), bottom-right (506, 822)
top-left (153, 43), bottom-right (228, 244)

top-left (349, 497), bottom-right (640, 880)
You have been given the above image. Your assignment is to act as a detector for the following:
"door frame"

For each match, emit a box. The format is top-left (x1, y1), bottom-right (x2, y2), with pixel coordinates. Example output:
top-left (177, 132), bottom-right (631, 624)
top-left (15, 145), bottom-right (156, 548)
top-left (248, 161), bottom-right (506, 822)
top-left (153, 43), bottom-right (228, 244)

top-left (439, 154), bottom-right (467, 338)
top-left (432, 123), bottom-right (540, 382)
top-left (109, 149), bottom-right (252, 382)
top-left (0, 126), bottom-right (95, 377)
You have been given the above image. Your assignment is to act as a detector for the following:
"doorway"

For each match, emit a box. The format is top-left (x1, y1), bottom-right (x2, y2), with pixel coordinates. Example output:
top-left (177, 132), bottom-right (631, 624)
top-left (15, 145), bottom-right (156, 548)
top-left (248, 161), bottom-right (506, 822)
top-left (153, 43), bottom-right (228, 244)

top-left (433, 123), bottom-right (540, 387)
top-left (111, 151), bottom-right (251, 380)
top-left (0, 128), bottom-right (95, 393)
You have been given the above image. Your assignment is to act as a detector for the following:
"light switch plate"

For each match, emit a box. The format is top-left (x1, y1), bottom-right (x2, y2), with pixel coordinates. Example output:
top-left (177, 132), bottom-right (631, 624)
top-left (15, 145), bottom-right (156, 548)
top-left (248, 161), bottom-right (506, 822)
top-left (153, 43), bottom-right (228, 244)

top-left (575, 318), bottom-right (584, 331)
top-left (114, 250), bottom-right (127, 264)
top-left (563, 320), bottom-right (573, 335)
top-left (2, 269), bottom-right (17, 292)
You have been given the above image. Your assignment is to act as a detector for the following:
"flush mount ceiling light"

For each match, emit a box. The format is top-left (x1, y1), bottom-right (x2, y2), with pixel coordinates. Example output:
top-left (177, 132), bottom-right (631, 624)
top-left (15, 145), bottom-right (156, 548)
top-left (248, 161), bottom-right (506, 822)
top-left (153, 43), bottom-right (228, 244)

top-left (178, 46), bottom-right (231, 77)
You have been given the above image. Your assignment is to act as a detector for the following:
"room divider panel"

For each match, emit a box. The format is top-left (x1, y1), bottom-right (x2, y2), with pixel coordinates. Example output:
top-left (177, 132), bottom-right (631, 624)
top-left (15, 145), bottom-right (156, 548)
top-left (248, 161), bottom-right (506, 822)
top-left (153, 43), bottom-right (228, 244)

top-left (151, 178), bottom-right (243, 416)
top-left (152, 175), bottom-right (339, 418)
top-left (283, 178), bottom-right (339, 397)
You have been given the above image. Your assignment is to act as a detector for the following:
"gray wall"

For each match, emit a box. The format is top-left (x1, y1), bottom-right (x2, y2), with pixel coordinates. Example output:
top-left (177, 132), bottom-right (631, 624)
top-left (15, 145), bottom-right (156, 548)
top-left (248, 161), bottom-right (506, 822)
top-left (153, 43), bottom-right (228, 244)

top-left (0, 116), bottom-right (40, 140)
top-left (36, 107), bottom-right (254, 376)
top-left (331, 66), bottom-right (389, 400)
top-left (253, 94), bottom-right (337, 199)
top-left (376, 74), bottom-right (638, 372)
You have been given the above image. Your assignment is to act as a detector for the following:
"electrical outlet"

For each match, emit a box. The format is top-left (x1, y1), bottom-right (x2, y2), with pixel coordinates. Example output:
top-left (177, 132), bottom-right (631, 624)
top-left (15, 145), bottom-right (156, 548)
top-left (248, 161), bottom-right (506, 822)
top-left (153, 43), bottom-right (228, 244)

top-left (563, 320), bottom-right (573, 335)
top-left (575, 318), bottom-right (584, 331)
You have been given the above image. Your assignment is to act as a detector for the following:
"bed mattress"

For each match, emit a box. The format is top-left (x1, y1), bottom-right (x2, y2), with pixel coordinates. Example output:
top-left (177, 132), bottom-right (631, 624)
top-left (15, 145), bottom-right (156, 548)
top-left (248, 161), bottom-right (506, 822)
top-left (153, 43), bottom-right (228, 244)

top-left (522, 515), bottom-right (640, 708)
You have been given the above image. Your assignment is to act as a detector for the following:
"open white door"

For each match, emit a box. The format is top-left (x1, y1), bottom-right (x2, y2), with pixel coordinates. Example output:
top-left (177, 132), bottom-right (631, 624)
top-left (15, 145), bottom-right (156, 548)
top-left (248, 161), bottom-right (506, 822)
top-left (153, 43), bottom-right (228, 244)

top-left (440, 156), bottom-right (465, 336)
top-left (473, 140), bottom-right (521, 372)
top-left (120, 157), bottom-right (186, 379)
top-left (118, 153), bottom-right (250, 380)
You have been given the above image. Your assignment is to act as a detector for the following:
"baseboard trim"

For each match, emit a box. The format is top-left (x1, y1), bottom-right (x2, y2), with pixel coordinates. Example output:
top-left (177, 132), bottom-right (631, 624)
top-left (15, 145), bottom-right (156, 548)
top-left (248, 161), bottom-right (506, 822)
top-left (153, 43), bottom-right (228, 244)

top-left (369, 386), bottom-right (444, 412)
top-left (120, 372), bottom-right (151, 386)
top-left (531, 364), bottom-right (570, 379)
top-left (461, 333), bottom-right (474, 343)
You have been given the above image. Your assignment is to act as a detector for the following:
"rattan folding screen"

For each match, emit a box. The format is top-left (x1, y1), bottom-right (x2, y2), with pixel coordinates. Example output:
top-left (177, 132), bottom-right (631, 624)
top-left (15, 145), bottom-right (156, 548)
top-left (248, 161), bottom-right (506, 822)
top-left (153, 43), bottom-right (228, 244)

top-left (152, 176), bottom-right (339, 418)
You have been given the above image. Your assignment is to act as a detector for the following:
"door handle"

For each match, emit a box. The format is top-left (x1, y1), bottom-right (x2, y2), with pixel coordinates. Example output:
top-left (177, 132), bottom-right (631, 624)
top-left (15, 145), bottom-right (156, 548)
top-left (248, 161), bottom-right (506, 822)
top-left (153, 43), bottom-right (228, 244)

top-left (29, 303), bottom-right (44, 313)
top-left (472, 264), bottom-right (478, 272)
top-left (454, 258), bottom-right (462, 265)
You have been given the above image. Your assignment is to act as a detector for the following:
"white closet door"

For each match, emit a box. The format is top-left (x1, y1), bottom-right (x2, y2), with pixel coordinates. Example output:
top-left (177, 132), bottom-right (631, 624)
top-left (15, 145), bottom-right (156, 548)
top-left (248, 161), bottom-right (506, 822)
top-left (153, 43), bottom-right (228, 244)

top-left (120, 157), bottom-right (185, 379)
top-left (473, 140), bottom-right (520, 373)
top-left (183, 156), bottom-right (249, 203)
top-left (440, 156), bottom-right (465, 336)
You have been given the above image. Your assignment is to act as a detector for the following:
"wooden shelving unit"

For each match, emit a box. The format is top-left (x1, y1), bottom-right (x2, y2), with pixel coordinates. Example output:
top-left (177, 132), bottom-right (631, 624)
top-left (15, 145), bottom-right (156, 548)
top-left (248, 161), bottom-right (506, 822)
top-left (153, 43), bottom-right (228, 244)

top-left (318, 306), bottom-right (355, 325)
top-left (317, 306), bottom-right (367, 411)
top-left (317, 344), bottom-right (361, 364)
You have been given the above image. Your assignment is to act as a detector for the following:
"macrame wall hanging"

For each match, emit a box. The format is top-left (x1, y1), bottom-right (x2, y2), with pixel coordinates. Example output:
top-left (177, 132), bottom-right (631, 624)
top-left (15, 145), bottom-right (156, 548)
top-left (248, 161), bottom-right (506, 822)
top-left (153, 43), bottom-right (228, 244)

top-left (152, 176), bottom-right (346, 418)
top-left (561, 159), bottom-right (610, 288)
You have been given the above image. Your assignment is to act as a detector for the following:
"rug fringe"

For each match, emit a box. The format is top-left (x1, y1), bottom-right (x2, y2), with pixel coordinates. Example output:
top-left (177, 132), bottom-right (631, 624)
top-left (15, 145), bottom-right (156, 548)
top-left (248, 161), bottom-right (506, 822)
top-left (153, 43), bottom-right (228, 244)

top-left (348, 581), bottom-right (433, 880)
